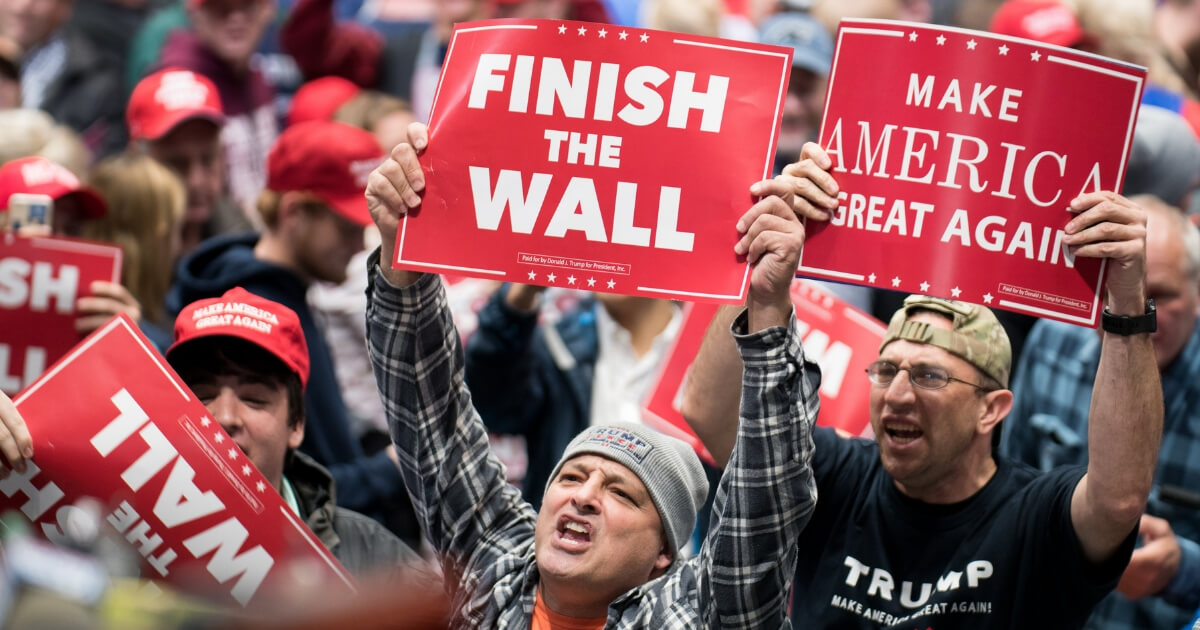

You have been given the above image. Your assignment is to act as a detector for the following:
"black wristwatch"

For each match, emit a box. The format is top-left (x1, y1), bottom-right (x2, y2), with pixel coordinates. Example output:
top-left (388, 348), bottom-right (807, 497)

top-left (1101, 299), bottom-right (1156, 335)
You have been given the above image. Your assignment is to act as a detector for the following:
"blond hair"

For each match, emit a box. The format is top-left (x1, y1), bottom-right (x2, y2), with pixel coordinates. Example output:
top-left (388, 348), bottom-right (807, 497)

top-left (0, 108), bottom-right (92, 178)
top-left (83, 155), bottom-right (186, 326)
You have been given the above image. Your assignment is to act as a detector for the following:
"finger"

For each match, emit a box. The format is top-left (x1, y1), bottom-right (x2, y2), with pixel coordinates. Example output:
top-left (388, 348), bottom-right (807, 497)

top-left (1066, 197), bottom-right (1143, 232)
top-left (407, 122), bottom-right (429, 151)
top-left (0, 392), bottom-right (33, 473)
top-left (1069, 191), bottom-right (1130, 214)
top-left (1067, 240), bottom-right (1143, 262)
top-left (1061, 220), bottom-right (1144, 248)
top-left (798, 142), bottom-right (832, 169)
top-left (75, 313), bottom-right (125, 334)
top-left (781, 159), bottom-right (840, 200)
top-left (386, 143), bottom-right (426, 201)
top-left (736, 197), bottom-right (796, 253)
top-left (368, 160), bottom-right (419, 214)
top-left (75, 296), bottom-right (128, 316)
top-left (743, 213), bottom-right (803, 264)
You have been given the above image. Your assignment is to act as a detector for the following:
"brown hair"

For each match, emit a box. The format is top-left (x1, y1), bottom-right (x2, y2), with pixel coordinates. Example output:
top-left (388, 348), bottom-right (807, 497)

top-left (84, 154), bottom-right (186, 326)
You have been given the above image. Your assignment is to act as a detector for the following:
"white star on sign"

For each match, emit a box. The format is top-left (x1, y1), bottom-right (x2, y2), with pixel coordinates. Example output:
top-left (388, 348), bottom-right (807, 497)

top-left (598, 28), bottom-right (607, 38)
top-left (578, 26), bottom-right (587, 35)
top-left (823, 296), bottom-right (834, 309)
top-left (567, 275), bottom-right (577, 285)
top-left (892, 276), bottom-right (901, 288)
top-left (256, 481), bottom-right (266, 493)
top-left (908, 32), bottom-right (918, 42)
top-left (967, 39), bottom-right (978, 50)
top-left (547, 273), bottom-right (557, 283)
top-left (242, 464), bottom-right (251, 476)
top-left (214, 432), bottom-right (225, 444)
top-left (227, 447), bottom-right (238, 460)
top-left (639, 33), bottom-right (649, 43)
top-left (998, 44), bottom-right (1009, 56)
top-left (527, 270), bottom-right (537, 281)
top-left (587, 277), bottom-right (596, 287)
top-left (619, 31), bottom-right (628, 40)
top-left (606, 279), bottom-right (616, 289)
top-left (951, 286), bottom-right (962, 298)
top-left (983, 292), bottom-right (994, 304)
top-left (936, 35), bottom-right (946, 46)
top-left (868, 273), bottom-right (877, 283)
top-left (558, 25), bottom-right (566, 34)
top-left (200, 416), bottom-right (211, 427)
top-left (920, 281), bottom-right (931, 292)
top-left (1031, 51), bottom-right (1041, 61)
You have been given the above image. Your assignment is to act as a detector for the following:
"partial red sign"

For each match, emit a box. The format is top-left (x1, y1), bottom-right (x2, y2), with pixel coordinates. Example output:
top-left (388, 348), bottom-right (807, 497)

top-left (799, 19), bottom-right (1145, 327)
top-left (4, 315), bottom-right (355, 607)
top-left (643, 280), bottom-right (886, 462)
top-left (1, 234), bottom-right (123, 395)
top-left (395, 18), bottom-right (792, 303)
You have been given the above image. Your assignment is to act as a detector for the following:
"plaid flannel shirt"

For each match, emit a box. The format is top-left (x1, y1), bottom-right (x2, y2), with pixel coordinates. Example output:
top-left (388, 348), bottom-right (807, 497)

top-left (1001, 319), bottom-right (1200, 630)
top-left (364, 262), bottom-right (818, 629)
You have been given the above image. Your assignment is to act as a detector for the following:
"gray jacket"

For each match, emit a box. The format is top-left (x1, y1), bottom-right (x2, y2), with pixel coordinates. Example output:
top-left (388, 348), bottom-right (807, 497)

top-left (287, 450), bottom-right (422, 579)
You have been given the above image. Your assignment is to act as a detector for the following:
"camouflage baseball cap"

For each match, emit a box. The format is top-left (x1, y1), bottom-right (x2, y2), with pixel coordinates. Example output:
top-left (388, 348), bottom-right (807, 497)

top-left (881, 296), bottom-right (1012, 388)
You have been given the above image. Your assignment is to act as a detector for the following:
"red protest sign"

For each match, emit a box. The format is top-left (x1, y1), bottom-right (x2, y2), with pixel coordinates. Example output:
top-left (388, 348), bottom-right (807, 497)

top-left (798, 20), bottom-right (1145, 327)
top-left (4, 315), bottom-right (354, 607)
top-left (1, 234), bottom-right (122, 395)
top-left (395, 18), bottom-right (791, 303)
top-left (643, 280), bottom-right (885, 462)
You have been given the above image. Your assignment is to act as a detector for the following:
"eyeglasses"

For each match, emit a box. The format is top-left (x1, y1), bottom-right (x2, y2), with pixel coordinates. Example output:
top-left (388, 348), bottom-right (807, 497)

top-left (865, 360), bottom-right (990, 391)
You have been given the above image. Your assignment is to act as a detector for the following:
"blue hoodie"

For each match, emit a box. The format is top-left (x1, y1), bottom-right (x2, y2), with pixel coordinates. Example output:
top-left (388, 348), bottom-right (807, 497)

top-left (166, 232), bottom-right (405, 520)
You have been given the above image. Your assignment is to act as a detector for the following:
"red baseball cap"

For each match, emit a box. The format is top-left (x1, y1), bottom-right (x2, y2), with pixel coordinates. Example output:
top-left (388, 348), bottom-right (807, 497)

top-left (128, 68), bottom-right (225, 141)
top-left (266, 121), bottom-right (384, 227)
top-left (288, 76), bottom-right (361, 127)
top-left (168, 287), bottom-right (310, 388)
top-left (989, 0), bottom-right (1093, 48)
top-left (0, 157), bottom-right (107, 219)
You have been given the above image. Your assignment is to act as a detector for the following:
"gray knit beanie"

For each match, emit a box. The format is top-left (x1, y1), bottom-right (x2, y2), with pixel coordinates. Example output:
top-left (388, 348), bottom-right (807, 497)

top-left (546, 423), bottom-right (709, 561)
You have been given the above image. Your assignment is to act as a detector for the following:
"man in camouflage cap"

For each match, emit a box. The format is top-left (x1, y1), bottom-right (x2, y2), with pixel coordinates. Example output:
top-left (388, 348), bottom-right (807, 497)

top-left (682, 140), bottom-right (1161, 627)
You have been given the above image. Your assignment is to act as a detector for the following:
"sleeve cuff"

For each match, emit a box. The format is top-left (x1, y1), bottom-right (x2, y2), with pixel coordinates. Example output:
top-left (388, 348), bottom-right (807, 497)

top-left (1162, 534), bottom-right (1200, 607)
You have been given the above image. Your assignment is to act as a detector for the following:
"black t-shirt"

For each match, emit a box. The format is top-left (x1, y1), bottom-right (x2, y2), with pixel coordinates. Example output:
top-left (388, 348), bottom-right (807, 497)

top-left (790, 428), bottom-right (1135, 629)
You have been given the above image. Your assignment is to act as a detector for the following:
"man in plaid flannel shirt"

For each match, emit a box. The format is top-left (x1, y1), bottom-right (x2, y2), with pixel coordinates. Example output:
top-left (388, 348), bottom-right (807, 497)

top-left (359, 122), bottom-right (819, 628)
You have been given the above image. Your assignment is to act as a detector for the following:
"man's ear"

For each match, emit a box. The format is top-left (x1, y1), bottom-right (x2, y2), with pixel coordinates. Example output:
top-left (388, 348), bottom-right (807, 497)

top-left (276, 192), bottom-right (309, 229)
top-left (978, 389), bottom-right (1013, 436)
top-left (652, 544), bottom-right (673, 575)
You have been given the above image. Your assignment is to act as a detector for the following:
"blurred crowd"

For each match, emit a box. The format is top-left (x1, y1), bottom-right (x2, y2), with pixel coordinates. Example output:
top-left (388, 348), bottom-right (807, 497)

top-left (1, 0), bottom-right (1200, 628)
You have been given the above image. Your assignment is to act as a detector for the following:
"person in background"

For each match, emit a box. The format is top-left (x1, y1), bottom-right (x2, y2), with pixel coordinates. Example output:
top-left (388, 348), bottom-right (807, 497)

top-left (165, 120), bottom-right (419, 546)
top-left (0, 156), bottom-right (143, 338)
top-left (82, 154), bottom-right (186, 350)
top-left (0, 108), bottom-right (92, 178)
top-left (0, 35), bottom-right (21, 109)
top-left (166, 287), bottom-right (424, 579)
top-left (156, 0), bottom-right (278, 225)
top-left (0, 0), bottom-right (127, 157)
top-left (127, 68), bottom-right (253, 257)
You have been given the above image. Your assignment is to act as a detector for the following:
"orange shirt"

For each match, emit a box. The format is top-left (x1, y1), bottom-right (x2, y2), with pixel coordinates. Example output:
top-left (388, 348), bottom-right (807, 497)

top-left (531, 590), bottom-right (607, 630)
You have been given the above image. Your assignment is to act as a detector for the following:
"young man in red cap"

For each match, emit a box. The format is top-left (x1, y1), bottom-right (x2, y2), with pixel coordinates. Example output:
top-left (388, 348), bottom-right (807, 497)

top-left (0, 156), bottom-right (143, 340)
top-left (165, 287), bottom-right (421, 577)
top-left (127, 68), bottom-right (252, 257)
top-left (165, 120), bottom-right (418, 544)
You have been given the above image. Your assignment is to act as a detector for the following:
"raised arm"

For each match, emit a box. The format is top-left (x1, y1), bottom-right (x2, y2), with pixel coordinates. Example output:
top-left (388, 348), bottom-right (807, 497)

top-left (1065, 192), bottom-right (1162, 563)
top-left (680, 142), bottom-right (840, 467)
top-left (363, 123), bottom-right (535, 575)
top-left (703, 174), bottom-right (819, 628)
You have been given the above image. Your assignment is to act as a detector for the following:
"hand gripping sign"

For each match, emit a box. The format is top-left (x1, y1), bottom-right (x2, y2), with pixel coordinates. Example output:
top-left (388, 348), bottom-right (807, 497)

top-left (2, 315), bottom-right (354, 607)
top-left (643, 280), bottom-right (886, 464)
top-left (395, 19), bottom-right (791, 303)
top-left (1, 234), bottom-right (123, 395)
top-left (798, 20), bottom-right (1146, 327)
